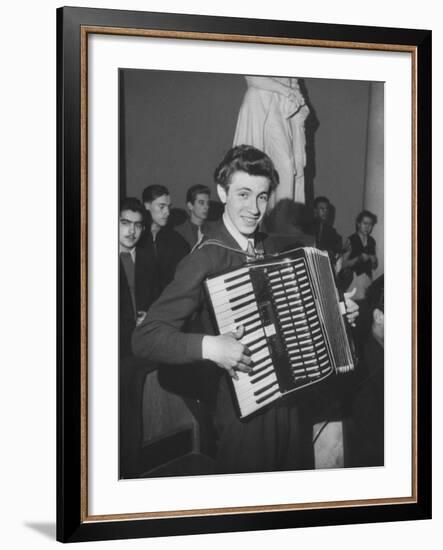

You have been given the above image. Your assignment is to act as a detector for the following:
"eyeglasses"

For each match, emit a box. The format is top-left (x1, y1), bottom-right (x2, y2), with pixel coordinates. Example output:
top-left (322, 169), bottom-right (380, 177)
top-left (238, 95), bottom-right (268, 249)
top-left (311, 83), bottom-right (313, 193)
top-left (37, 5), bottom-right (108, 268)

top-left (120, 218), bottom-right (144, 231)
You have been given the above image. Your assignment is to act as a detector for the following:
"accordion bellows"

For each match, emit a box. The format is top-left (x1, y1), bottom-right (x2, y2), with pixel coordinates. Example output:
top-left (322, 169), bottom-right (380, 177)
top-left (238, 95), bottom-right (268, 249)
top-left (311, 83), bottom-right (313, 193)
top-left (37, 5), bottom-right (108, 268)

top-left (204, 247), bottom-right (355, 418)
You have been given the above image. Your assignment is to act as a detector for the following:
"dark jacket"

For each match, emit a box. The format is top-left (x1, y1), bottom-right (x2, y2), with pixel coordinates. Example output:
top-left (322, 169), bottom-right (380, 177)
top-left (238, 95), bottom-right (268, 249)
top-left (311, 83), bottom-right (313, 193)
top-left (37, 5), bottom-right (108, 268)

top-left (345, 333), bottom-right (384, 467)
top-left (138, 227), bottom-right (190, 301)
top-left (305, 219), bottom-right (342, 264)
top-left (119, 246), bottom-right (157, 359)
top-left (347, 233), bottom-right (377, 277)
top-left (175, 218), bottom-right (210, 249)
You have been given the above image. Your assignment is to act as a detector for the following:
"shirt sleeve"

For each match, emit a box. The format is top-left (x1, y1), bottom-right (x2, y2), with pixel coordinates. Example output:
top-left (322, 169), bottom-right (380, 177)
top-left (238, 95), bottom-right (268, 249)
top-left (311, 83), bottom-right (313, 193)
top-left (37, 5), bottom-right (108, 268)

top-left (132, 247), bottom-right (214, 364)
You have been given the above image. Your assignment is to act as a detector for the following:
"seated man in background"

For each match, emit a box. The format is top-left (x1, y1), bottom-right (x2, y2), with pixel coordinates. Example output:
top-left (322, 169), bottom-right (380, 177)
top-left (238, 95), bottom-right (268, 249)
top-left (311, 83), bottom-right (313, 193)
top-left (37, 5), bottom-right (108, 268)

top-left (119, 197), bottom-right (157, 477)
top-left (306, 196), bottom-right (342, 267)
top-left (139, 184), bottom-right (190, 300)
top-left (175, 184), bottom-right (211, 249)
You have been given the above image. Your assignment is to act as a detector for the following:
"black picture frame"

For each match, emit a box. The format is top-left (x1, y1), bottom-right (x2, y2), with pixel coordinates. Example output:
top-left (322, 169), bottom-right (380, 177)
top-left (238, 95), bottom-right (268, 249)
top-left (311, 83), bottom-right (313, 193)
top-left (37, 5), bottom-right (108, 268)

top-left (57, 6), bottom-right (432, 543)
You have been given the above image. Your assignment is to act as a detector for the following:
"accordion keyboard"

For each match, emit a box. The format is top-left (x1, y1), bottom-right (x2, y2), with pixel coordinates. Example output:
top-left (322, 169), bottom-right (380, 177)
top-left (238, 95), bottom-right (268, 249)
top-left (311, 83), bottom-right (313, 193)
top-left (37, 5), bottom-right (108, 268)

top-left (205, 249), bottom-right (352, 418)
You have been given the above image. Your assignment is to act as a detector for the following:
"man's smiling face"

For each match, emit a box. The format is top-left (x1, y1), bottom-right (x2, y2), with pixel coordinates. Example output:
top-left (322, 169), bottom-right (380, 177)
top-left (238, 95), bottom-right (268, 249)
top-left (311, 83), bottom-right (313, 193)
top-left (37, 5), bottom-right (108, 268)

top-left (218, 171), bottom-right (270, 236)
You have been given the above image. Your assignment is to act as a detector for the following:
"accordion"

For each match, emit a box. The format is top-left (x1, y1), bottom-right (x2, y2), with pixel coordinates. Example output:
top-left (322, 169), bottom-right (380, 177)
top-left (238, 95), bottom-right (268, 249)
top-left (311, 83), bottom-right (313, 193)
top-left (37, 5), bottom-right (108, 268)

top-left (204, 247), bottom-right (355, 418)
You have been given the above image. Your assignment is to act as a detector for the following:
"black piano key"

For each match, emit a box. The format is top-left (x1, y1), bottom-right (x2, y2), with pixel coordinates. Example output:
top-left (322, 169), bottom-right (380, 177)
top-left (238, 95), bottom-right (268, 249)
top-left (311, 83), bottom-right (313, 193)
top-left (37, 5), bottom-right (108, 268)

top-left (223, 271), bottom-right (249, 284)
top-left (225, 279), bottom-right (251, 292)
top-left (250, 369), bottom-right (275, 385)
top-left (256, 387), bottom-right (280, 404)
top-left (251, 356), bottom-right (272, 369)
top-left (244, 336), bottom-right (265, 349)
top-left (243, 319), bottom-right (261, 334)
top-left (253, 379), bottom-right (278, 396)
top-left (231, 298), bottom-right (256, 312)
top-left (234, 310), bottom-right (258, 324)
top-left (249, 362), bottom-right (273, 377)
top-left (229, 291), bottom-right (254, 304)
top-left (248, 342), bottom-right (269, 355)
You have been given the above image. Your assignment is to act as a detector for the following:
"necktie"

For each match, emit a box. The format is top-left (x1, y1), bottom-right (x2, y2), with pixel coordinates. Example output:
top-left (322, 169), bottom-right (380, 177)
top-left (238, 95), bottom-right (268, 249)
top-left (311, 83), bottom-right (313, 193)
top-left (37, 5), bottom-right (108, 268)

top-left (246, 240), bottom-right (256, 261)
top-left (120, 252), bottom-right (136, 315)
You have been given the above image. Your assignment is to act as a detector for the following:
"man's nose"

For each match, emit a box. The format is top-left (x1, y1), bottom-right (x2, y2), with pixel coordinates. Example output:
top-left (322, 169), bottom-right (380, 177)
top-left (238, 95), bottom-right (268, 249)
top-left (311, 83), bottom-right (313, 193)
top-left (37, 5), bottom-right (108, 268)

top-left (248, 197), bottom-right (260, 214)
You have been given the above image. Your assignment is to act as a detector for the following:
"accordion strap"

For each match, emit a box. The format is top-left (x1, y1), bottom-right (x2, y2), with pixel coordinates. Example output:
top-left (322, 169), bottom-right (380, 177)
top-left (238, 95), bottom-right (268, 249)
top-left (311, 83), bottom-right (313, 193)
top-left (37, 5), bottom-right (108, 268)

top-left (193, 238), bottom-right (264, 260)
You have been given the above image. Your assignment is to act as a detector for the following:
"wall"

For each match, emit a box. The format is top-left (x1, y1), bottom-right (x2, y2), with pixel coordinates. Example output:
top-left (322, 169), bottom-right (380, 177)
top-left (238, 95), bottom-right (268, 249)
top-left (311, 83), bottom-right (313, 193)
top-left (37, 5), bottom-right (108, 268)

top-left (121, 70), bottom-right (373, 244)
top-left (305, 78), bottom-right (372, 240)
top-left (121, 69), bottom-right (244, 204)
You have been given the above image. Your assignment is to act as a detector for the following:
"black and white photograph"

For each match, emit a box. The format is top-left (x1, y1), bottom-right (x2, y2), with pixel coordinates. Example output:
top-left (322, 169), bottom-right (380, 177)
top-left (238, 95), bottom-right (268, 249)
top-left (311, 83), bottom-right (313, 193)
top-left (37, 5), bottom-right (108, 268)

top-left (118, 69), bottom-right (385, 480)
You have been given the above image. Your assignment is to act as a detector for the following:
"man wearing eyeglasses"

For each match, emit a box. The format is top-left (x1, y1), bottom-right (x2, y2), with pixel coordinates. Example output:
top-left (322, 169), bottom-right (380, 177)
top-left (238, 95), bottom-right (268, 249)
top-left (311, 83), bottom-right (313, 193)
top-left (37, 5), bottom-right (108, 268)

top-left (119, 197), bottom-right (157, 354)
top-left (119, 197), bottom-right (157, 477)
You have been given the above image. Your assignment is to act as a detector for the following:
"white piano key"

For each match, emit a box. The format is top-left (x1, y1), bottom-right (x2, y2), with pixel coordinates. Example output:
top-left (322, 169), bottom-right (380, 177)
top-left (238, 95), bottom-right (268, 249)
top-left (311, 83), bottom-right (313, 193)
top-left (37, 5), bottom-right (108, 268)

top-left (207, 276), bottom-right (251, 296)
top-left (215, 301), bottom-right (258, 324)
top-left (250, 374), bottom-right (279, 399)
top-left (251, 348), bottom-right (269, 363)
top-left (248, 341), bottom-right (268, 354)
top-left (255, 383), bottom-right (281, 404)
top-left (221, 292), bottom-right (256, 311)
top-left (218, 313), bottom-right (261, 333)
top-left (210, 283), bottom-right (254, 305)
top-left (235, 376), bottom-right (279, 407)
top-left (213, 297), bottom-right (254, 317)
top-left (245, 366), bottom-right (275, 386)
top-left (241, 327), bottom-right (265, 346)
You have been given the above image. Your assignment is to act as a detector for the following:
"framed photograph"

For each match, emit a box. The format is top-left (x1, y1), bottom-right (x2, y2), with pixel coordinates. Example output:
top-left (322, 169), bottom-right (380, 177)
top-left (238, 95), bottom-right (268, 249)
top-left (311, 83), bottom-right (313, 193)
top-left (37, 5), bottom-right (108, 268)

top-left (57, 6), bottom-right (431, 543)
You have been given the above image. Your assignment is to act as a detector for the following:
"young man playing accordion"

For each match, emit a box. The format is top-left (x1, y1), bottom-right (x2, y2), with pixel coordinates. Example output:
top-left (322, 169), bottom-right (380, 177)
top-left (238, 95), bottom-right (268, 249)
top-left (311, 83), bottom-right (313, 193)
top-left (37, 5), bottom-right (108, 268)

top-left (133, 145), bottom-right (358, 474)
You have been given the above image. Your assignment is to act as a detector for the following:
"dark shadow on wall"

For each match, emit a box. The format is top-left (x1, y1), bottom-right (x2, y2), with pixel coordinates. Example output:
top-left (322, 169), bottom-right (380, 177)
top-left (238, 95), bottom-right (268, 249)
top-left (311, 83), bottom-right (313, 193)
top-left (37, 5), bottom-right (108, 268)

top-left (299, 78), bottom-right (320, 207)
top-left (168, 207), bottom-right (188, 228)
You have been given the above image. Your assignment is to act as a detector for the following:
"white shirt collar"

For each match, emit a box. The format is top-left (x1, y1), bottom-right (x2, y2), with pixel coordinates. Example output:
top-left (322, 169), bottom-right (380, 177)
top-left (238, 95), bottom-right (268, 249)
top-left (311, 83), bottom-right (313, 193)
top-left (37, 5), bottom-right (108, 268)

top-left (222, 212), bottom-right (254, 252)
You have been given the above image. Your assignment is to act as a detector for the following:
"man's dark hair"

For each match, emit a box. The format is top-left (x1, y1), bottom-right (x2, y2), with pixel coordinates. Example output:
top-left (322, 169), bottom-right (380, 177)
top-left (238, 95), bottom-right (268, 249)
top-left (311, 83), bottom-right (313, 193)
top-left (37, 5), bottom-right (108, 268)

top-left (366, 275), bottom-right (384, 314)
top-left (142, 184), bottom-right (169, 204)
top-left (186, 184), bottom-right (211, 204)
top-left (214, 145), bottom-right (279, 192)
top-left (120, 197), bottom-right (145, 218)
top-left (314, 196), bottom-right (330, 208)
top-left (356, 209), bottom-right (378, 226)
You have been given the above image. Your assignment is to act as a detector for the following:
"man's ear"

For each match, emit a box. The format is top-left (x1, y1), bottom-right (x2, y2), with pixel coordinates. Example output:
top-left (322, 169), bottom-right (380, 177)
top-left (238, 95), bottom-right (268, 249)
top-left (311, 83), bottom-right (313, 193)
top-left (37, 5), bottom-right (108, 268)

top-left (217, 184), bottom-right (227, 204)
top-left (143, 201), bottom-right (151, 212)
top-left (373, 307), bottom-right (384, 326)
top-left (186, 201), bottom-right (193, 212)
